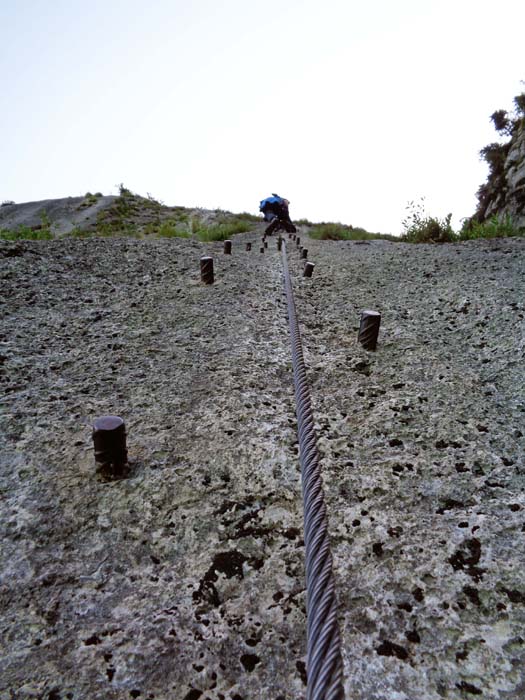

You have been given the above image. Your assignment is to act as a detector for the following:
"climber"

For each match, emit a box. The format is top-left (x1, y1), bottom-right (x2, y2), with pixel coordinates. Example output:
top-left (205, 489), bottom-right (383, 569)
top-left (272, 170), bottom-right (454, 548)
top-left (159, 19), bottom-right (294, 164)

top-left (259, 194), bottom-right (296, 234)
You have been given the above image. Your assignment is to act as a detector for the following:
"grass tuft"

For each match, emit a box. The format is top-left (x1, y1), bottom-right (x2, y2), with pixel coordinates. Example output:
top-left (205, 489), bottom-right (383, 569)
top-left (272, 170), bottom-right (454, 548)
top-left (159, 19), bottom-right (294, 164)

top-left (158, 221), bottom-right (190, 238)
top-left (401, 199), bottom-right (456, 243)
top-left (308, 222), bottom-right (397, 241)
top-left (459, 214), bottom-right (523, 240)
top-left (0, 226), bottom-right (53, 240)
top-left (196, 220), bottom-right (252, 241)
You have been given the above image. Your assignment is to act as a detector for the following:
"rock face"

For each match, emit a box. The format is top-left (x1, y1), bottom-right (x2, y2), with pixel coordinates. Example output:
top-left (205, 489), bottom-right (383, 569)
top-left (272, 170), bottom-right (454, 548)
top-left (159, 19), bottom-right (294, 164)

top-left (1, 231), bottom-right (524, 699)
top-left (0, 196), bottom-right (118, 235)
top-left (0, 194), bottom-right (249, 238)
top-left (476, 123), bottom-right (525, 228)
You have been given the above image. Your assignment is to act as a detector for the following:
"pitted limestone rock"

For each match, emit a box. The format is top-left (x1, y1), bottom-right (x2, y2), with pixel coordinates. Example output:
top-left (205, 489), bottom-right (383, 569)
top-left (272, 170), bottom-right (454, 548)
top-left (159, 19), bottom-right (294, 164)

top-left (0, 233), bottom-right (524, 699)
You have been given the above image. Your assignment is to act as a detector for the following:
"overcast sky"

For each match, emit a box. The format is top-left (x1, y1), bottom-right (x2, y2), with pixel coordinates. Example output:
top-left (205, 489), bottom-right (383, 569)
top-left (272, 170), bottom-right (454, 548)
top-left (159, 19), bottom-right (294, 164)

top-left (1, 0), bottom-right (524, 233)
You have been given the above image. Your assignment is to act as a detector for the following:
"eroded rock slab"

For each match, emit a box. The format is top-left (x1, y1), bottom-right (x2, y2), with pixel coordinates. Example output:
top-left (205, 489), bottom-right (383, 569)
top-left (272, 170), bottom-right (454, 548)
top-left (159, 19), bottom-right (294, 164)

top-left (290, 236), bottom-right (525, 700)
top-left (1, 233), bottom-right (524, 699)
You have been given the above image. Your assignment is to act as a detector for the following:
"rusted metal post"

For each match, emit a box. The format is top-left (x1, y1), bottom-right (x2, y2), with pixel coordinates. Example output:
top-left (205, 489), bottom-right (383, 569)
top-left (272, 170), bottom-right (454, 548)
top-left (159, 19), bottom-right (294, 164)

top-left (296, 237), bottom-right (301, 247)
top-left (277, 236), bottom-right (283, 251)
top-left (200, 256), bottom-right (214, 284)
top-left (301, 248), bottom-right (308, 259)
top-left (303, 262), bottom-right (315, 278)
top-left (246, 242), bottom-right (252, 251)
top-left (260, 246), bottom-right (264, 253)
top-left (358, 310), bottom-right (381, 351)
top-left (92, 416), bottom-right (128, 478)
top-left (264, 240), bottom-right (268, 249)
top-left (224, 240), bottom-right (232, 254)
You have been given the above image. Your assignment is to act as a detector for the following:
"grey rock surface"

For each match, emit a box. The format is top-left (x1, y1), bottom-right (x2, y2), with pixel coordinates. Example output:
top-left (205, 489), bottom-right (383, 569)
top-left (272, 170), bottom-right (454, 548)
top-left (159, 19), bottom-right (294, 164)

top-left (0, 197), bottom-right (118, 235)
top-left (1, 231), bottom-right (524, 699)
top-left (481, 123), bottom-right (525, 229)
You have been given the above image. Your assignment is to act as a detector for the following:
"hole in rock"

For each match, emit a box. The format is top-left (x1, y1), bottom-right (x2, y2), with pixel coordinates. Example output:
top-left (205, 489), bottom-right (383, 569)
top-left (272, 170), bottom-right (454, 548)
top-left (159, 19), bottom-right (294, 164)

top-left (455, 681), bottom-right (482, 695)
top-left (240, 654), bottom-right (260, 672)
top-left (296, 660), bottom-right (307, 686)
top-left (183, 691), bottom-right (202, 700)
top-left (376, 640), bottom-right (409, 661)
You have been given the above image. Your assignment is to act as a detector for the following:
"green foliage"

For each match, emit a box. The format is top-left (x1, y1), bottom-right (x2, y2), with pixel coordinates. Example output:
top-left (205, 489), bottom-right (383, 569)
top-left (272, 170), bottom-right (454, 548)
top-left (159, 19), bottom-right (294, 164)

top-left (68, 227), bottom-right (93, 238)
top-left (295, 218), bottom-right (314, 226)
top-left (459, 214), bottom-right (523, 240)
top-left (89, 220), bottom-right (140, 238)
top-left (213, 211), bottom-right (257, 227)
top-left (158, 221), bottom-right (190, 238)
top-left (1, 200), bottom-right (15, 207)
top-left (196, 220), bottom-right (252, 241)
top-left (143, 222), bottom-right (159, 236)
top-left (0, 225), bottom-right (53, 240)
top-left (490, 109), bottom-right (511, 134)
top-left (146, 192), bottom-right (163, 206)
top-left (234, 211), bottom-right (260, 222)
top-left (479, 142), bottom-right (510, 178)
top-left (514, 92), bottom-right (525, 116)
top-left (172, 206), bottom-right (189, 218)
top-left (474, 89), bottom-right (525, 222)
top-left (401, 199), bottom-right (456, 243)
top-left (117, 183), bottom-right (133, 197)
top-left (78, 192), bottom-right (102, 209)
top-left (308, 222), bottom-right (397, 241)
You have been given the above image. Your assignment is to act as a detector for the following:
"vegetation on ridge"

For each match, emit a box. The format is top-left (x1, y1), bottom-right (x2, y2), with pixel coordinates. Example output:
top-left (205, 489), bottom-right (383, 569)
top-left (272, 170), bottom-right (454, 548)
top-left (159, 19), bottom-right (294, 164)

top-left (468, 88), bottom-right (525, 230)
top-left (307, 222), bottom-right (397, 241)
top-left (399, 197), bottom-right (523, 243)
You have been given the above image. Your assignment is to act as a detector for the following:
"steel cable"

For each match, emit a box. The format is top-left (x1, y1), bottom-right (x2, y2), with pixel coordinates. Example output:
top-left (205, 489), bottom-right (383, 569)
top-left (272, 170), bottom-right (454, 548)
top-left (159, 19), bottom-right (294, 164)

top-left (281, 241), bottom-right (344, 700)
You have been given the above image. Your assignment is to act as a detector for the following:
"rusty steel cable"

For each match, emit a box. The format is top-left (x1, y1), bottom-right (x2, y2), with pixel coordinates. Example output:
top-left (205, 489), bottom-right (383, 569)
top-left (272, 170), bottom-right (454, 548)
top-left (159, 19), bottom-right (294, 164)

top-left (281, 241), bottom-right (344, 700)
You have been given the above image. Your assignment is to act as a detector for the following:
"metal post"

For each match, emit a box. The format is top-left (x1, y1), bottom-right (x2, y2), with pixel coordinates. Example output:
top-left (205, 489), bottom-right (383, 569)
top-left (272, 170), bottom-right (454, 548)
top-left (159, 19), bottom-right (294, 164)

top-left (200, 256), bottom-right (214, 284)
top-left (92, 416), bottom-right (128, 478)
top-left (301, 248), bottom-right (308, 259)
top-left (303, 262), bottom-right (315, 278)
top-left (224, 240), bottom-right (232, 254)
top-left (246, 242), bottom-right (252, 251)
top-left (277, 236), bottom-right (283, 251)
top-left (358, 310), bottom-right (381, 351)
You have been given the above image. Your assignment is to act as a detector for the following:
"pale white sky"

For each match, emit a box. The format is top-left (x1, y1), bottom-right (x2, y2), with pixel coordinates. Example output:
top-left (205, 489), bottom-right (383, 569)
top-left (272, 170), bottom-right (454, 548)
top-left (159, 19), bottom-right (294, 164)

top-left (1, 0), bottom-right (524, 233)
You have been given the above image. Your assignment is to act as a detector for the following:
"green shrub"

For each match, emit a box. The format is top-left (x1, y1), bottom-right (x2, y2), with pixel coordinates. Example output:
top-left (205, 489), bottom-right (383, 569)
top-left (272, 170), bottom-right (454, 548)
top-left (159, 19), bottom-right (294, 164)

top-left (490, 109), bottom-right (511, 135)
top-left (143, 222), bottom-right (159, 236)
top-left (0, 225), bottom-right (53, 240)
top-left (459, 214), bottom-right (523, 240)
top-left (308, 222), bottom-right (396, 241)
top-left (480, 142), bottom-right (510, 178)
top-left (117, 183), bottom-right (133, 197)
top-left (77, 192), bottom-right (102, 209)
top-left (196, 221), bottom-right (252, 241)
top-left (234, 211), bottom-right (260, 222)
top-left (401, 199), bottom-right (456, 243)
top-left (158, 221), bottom-right (190, 238)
